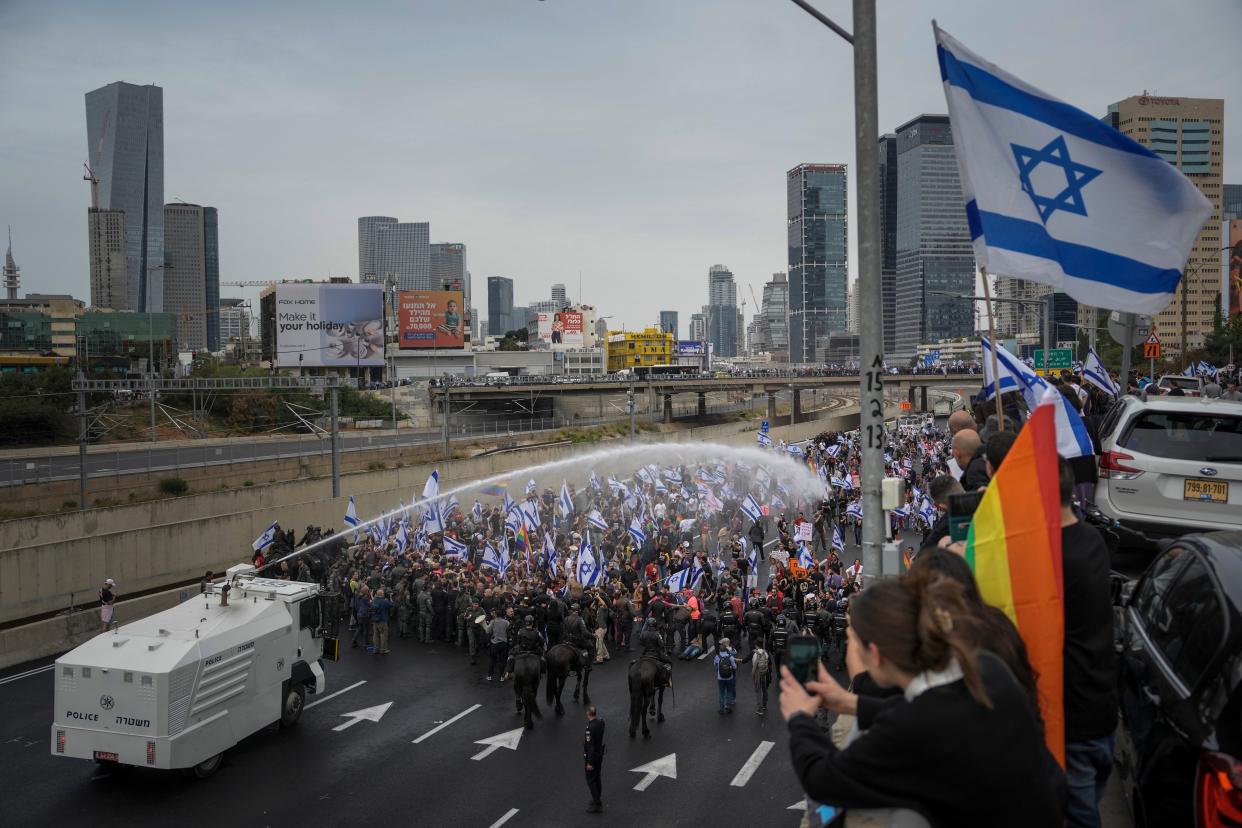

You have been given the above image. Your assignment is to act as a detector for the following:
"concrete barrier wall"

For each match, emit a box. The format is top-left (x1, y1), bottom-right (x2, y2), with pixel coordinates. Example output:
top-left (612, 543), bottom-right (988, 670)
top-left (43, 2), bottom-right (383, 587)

top-left (0, 406), bottom-right (871, 627)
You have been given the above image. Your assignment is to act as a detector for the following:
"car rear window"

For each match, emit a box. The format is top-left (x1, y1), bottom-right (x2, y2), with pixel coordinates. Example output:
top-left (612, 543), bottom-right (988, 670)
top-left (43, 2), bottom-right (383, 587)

top-left (1160, 376), bottom-right (1201, 391)
top-left (1121, 411), bottom-right (1242, 462)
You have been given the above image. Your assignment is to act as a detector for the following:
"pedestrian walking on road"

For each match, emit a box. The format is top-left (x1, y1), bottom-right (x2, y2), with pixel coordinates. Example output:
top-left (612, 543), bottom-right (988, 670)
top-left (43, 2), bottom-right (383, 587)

top-left (486, 610), bottom-right (510, 682)
top-left (583, 705), bottom-right (605, 813)
top-left (715, 638), bottom-right (737, 714)
top-left (99, 578), bottom-right (117, 632)
top-left (370, 588), bottom-right (394, 654)
top-left (751, 642), bottom-right (771, 715)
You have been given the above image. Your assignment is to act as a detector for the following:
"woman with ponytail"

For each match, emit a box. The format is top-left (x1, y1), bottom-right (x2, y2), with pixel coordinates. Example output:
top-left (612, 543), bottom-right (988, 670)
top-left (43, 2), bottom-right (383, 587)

top-left (780, 571), bottom-right (1059, 827)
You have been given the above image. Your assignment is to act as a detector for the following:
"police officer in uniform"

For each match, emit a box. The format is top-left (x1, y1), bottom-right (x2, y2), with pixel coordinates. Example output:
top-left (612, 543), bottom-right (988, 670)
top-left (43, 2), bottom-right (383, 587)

top-left (741, 598), bottom-right (768, 663)
top-left (719, 598), bottom-right (742, 650)
top-left (583, 705), bottom-right (606, 814)
top-left (545, 591), bottom-right (565, 646)
top-left (466, 599), bottom-right (486, 665)
top-left (769, 611), bottom-right (796, 675)
top-left (637, 620), bottom-right (672, 688)
top-left (565, 603), bottom-right (592, 663)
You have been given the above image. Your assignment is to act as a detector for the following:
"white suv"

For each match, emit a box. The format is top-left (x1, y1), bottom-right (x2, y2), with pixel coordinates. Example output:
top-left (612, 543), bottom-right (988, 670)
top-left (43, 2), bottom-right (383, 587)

top-left (1095, 396), bottom-right (1242, 539)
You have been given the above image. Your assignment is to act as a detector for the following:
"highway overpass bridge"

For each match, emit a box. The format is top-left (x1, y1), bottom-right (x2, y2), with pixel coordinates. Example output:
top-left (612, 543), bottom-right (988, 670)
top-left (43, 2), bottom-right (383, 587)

top-left (429, 373), bottom-right (980, 424)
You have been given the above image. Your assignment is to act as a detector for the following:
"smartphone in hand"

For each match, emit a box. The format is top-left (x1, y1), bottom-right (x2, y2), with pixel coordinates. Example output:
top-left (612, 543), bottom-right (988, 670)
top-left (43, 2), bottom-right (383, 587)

top-left (787, 635), bottom-right (821, 685)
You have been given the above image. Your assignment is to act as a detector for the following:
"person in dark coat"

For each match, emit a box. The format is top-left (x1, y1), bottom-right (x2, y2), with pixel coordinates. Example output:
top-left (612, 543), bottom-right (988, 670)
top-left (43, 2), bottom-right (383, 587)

top-left (583, 705), bottom-right (606, 813)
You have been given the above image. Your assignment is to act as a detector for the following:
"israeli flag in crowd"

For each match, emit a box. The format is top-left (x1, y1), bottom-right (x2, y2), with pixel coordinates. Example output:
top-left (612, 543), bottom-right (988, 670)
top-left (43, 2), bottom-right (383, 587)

top-left (503, 491), bottom-right (517, 518)
top-left (543, 532), bottom-right (558, 573)
top-left (1037, 384), bottom-right (1094, 459)
top-left (560, 481), bottom-right (575, 516)
top-left (577, 534), bottom-right (601, 586)
top-left (521, 500), bottom-right (541, 533)
top-left (586, 508), bottom-right (609, 532)
top-left (919, 497), bottom-right (938, 527)
top-left (846, 501), bottom-right (864, 521)
top-left (444, 495), bottom-right (460, 518)
top-left (981, 337), bottom-right (1026, 401)
top-left (935, 24), bottom-right (1212, 316)
top-left (526, 478), bottom-right (537, 495)
top-left (628, 516), bottom-right (647, 546)
top-left (747, 538), bottom-right (758, 569)
top-left (252, 520), bottom-right (279, 551)
top-left (1082, 347), bottom-right (1120, 397)
top-left (422, 501), bottom-right (445, 535)
top-left (825, 444), bottom-right (841, 460)
top-left (422, 469), bottom-right (439, 501)
top-left (688, 558), bottom-right (705, 590)
top-left (590, 470), bottom-right (602, 492)
top-left (481, 542), bottom-right (506, 574)
top-left (443, 534), bottom-right (468, 559)
top-left (393, 522), bottom-right (408, 553)
top-left (344, 496), bottom-right (360, 539)
top-left (832, 525), bottom-right (845, 552)
top-left (654, 477), bottom-right (668, 495)
top-left (665, 567), bottom-right (691, 593)
top-left (756, 431), bottom-right (772, 448)
top-left (787, 443), bottom-right (805, 457)
top-left (797, 542), bottom-right (815, 570)
top-left (740, 494), bottom-right (763, 524)
top-left (472, 500), bottom-right (484, 522)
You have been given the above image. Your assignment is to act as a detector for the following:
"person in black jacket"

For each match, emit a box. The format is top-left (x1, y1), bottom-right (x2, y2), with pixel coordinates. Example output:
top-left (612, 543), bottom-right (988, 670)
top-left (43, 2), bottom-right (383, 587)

top-left (953, 429), bottom-right (990, 492)
top-left (779, 571), bottom-right (1060, 828)
top-left (583, 705), bottom-right (605, 813)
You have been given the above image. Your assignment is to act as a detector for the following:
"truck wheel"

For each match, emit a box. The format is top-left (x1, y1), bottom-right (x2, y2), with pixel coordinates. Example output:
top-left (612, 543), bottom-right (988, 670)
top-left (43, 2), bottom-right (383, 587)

top-left (280, 682), bottom-right (305, 728)
top-left (192, 752), bottom-right (224, 779)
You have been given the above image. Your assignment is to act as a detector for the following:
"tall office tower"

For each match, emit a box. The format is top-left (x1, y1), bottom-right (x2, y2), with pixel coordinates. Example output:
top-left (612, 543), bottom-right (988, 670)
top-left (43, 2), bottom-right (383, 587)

top-left (431, 242), bottom-right (469, 306)
top-left (163, 204), bottom-right (219, 351)
top-left (706, 264), bottom-right (739, 357)
top-left (893, 115), bottom-right (976, 361)
top-left (658, 310), bottom-right (678, 338)
top-left (689, 312), bottom-right (706, 343)
top-left (761, 272), bottom-right (790, 359)
top-left (85, 82), bottom-right (164, 311)
top-left (1225, 183), bottom-right (1242, 220)
top-left (746, 316), bottom-right (764, 355)
top-left (218, 297), bottom-right (250, 343)
top-left (1103, 95), bottom-right (1223, 355)
top-left (88, 209), bottom-right (127, 308)
top-left (551, 283), bottom-right (567, 304)
top-left (488, 276), bottom-right (515, 335)
top-left (357, 216), bottom-right (430, 291)
top-left (878, 134), bottom-right (899, 354)
top-left (787, 164), bottom-right (848, 363)
top-left (4, 229), bottom-right (19, 300)
top-left (847, 280), bottom-right (859, 334)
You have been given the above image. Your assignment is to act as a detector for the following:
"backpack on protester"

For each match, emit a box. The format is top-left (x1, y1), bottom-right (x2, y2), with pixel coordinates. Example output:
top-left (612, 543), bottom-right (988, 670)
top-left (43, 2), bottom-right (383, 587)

top-left (718, 652), bottom-right (735, 680)
top-left (753, 649), bottom-right (770, 675)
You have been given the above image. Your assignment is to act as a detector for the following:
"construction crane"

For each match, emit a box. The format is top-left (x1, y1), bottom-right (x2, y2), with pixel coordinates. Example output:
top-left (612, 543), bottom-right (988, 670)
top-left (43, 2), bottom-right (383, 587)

top-left (83, 163), bottom-right (100, 210)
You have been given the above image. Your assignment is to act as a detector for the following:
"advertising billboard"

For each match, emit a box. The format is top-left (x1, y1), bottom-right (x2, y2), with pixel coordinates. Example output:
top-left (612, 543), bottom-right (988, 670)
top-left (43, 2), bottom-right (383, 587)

top-left (398, 290), bottom-right (466, 350)
top-left (676, 340), bottom-right (705, 356)
top-left (536, 310), bottom-right (584, 347)
top-left (1228, 219), bottom-right (1242, 321)
top-left (276, 283), bottom-right (384, 368)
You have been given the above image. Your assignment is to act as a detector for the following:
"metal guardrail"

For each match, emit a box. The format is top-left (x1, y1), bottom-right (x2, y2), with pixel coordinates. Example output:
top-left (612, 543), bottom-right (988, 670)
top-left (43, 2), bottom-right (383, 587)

top-left (72, 376), bottom-right (344, 391)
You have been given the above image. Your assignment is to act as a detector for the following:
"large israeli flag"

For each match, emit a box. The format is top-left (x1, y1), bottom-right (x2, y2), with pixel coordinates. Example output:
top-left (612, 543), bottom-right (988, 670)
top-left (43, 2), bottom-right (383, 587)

top-left (577, 533), bottom-right (601, 586)
top-left (586, 508), bottom-right (609, 532)
top-left (252, 520), bottom-right (279, 551)
top-left (422, 469), bottom-right (439, 501)
top-left (344, 497), bottom-right (360, 541)
top-left (936, 25), bottom-right (1212, 316)
top-left (560, 481), bottom-right (575, 516)
top-left (443, 534), bottom-right (468, 559)
top-left (627, 516), bottom-right (647, 547)
top-left (739, 494), bottom-right (763, 524)
top-left (1082, 347), bottom-right (1120, 397)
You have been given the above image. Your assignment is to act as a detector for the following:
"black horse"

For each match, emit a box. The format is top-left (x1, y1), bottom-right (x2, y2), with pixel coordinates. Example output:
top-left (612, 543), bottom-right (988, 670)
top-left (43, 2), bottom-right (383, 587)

top-left (545, 642), bottom-right (593, 716)
top-left (512, 652), bottom-right (543, 730)
top-left (627, 657), bottom-right (668, 739)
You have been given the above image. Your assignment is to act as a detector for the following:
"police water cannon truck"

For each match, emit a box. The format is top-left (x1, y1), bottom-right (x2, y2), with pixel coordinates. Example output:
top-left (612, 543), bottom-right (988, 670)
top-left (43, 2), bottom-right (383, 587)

top-left (51, 563), bottom-right (340, 777)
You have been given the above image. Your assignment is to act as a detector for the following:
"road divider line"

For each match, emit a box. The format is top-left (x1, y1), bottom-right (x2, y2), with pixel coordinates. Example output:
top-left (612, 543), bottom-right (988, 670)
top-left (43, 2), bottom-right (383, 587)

top-left (730, 740), bottom-right (775, 787)
top-left (412, 703), bottom-right (481, 744)
top-left (487, 808), bottom-right (519, 828)
top-left (697, 646), bottom-right (716, 661)
top-left (305, 680), bottom-right (366, 710)
top-left (0, 664), bottom-right (54, 686)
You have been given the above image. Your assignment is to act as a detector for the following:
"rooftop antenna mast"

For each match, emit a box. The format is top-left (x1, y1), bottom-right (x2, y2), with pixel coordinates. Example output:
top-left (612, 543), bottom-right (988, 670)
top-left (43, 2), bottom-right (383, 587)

top-left (83, 162), bottom-right (100, 209)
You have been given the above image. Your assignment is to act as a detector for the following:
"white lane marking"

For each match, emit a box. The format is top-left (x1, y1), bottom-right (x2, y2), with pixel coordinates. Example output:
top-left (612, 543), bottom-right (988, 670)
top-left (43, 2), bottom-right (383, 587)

top-left (0, 664), bottom-right (54, 686)
top-left (697, 646), bottom-right (716, 661)
top-left (487, 808), bottom-right (519, 828)
top-left (730, 740), bottom-right (776, 787)
top-left (472, 726), bottom-right (525, 761)
top-left (788, 800), bottom-right (807, 811)
top-left (305, 679), bottom-right (366, 710)
top-left (764, 539), bottom-right (780, 548)
top-left (332, 701), bottom-right (392, 732)
top-left (412, 703), bottom-right (481, 744)
top-left (630, 752), bottom-right (677, 791)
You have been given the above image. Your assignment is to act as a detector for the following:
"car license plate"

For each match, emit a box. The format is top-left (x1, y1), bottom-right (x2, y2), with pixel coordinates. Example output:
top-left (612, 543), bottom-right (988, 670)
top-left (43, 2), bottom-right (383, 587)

top-left (1184, 479), bottom-right (1229, 503)
top-left (93, 750), bottom-right (118, 762)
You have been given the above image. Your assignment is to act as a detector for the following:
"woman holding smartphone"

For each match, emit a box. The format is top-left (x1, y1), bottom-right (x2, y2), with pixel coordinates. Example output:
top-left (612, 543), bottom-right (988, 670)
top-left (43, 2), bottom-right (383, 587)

top-left (779, 571), bottom-right (1059, 827)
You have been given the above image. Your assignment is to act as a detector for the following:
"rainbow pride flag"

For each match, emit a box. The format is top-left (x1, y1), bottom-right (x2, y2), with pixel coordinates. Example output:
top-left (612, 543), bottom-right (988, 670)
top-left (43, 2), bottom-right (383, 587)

top-left (478, 479), bottom-right (510, 498)
top-left (964, 403), bottom-right (1065, 765)
top-left (513, 522), bottom-right (531, 560)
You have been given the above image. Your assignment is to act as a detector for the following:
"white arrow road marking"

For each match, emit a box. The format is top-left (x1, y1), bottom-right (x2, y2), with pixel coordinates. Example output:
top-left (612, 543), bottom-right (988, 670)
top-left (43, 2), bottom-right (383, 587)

top-left (305, 680), bottom-right (367, 710)
top-left (730, 740), bottom-right (775, 787)
top-left (697, 646), bottom-right (716, 661)
top-left (471, 727), bottom-right (525, 761)
top-left (412, 703), bottom-right (481, 744)
top-left (487, 808), bottom-right (519, 828)
top-left (332, 701), bottom-right (392, 731)
top-left (788, 800), bottom-right (807, 811)
top-left (630, 752), bottom-right (677, 791)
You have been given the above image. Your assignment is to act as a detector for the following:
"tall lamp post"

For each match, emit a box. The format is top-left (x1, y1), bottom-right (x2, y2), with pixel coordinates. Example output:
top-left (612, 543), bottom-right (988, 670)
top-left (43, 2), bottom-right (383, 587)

top-left (146, 263), bottom-right (172, 442)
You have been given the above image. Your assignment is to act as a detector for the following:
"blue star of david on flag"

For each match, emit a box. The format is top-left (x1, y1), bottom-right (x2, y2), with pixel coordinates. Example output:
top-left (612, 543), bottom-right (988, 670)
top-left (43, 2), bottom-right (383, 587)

top-left (1010, 135), bottom-right (1101, 224)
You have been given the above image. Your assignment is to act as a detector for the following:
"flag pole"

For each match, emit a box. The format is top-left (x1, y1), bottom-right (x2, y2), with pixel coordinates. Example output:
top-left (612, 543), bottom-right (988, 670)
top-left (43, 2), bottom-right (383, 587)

top-left (981, 268), bottom-right (1007, 432)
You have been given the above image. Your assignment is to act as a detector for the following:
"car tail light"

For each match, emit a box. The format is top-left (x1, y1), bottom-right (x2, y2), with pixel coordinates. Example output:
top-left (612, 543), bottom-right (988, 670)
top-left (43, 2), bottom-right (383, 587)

top-left (55, 730), bottom-right (65, 754)
top-left (146, 740), bottom-right (156, 766)
top-left (1099, 450), bottom-right (1144, 480)
top-left (1197, 751), bottom-right (1242, 828)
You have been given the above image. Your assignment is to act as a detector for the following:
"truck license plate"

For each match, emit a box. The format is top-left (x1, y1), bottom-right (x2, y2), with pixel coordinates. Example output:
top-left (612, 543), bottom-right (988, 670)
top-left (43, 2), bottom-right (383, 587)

top-left (93, 751), bottom-right (118, 762)
top-left (1184, 479), bottom-right (1229, 503)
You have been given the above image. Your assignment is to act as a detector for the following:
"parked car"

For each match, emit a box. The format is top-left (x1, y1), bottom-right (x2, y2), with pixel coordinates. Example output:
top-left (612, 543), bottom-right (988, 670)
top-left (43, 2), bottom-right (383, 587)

top-left (1095, 396), bottom-right (1242, 542)
top-left (1113, 531), bottom-right (1242, 827)
top-left (1156, 374), bottom-right (1204, 397)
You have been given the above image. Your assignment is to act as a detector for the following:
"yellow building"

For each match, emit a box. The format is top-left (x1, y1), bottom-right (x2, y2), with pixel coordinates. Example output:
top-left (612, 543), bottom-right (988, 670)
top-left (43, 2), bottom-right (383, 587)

top-left (605, 327), bottom-right (674, 372)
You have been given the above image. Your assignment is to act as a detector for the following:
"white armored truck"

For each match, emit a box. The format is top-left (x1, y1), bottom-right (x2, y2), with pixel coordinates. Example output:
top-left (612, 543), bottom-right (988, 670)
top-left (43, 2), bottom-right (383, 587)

top-left (51, 564), bottom-right (340, 777)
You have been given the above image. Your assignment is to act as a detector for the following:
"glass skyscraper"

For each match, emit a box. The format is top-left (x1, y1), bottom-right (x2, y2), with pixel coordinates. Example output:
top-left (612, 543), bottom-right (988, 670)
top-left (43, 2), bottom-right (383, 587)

top-left (357, 216), bottom-right (430, 291)
top-left (163, 203), bottom-right (219, 351)
top-left (893, 115), bottom-right (975, 361)
top-left (85, 82), bottom-right (164, 312)
top-left (787, 164), bottom-right (848, 364)
top-left (658, 310), bottom-right (678, 338)
top-left (878, 135), bottom-right (899, 355)
top-left (488, 276), bottom-right (514, 336)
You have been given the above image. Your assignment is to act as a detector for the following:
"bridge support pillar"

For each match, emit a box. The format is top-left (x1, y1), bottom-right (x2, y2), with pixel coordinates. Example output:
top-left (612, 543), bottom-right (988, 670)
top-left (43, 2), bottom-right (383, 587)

top-left (920, 386), bottom-right (928, 413)
top-left (907, 385), bottom-right (915, 409)
top-left (767, 391), bottom-right (777, 423)
top-left (792, 389), bottom-right (802, 424)
top-left (697, 392), bottom-right (706, 418)
top-left (664, 394), bottom-right (673, 423)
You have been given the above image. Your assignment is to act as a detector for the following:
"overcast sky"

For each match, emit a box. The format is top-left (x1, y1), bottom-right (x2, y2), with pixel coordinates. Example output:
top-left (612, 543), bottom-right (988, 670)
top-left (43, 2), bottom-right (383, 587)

top-left (2, 0), bottom-right (1239, 333)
